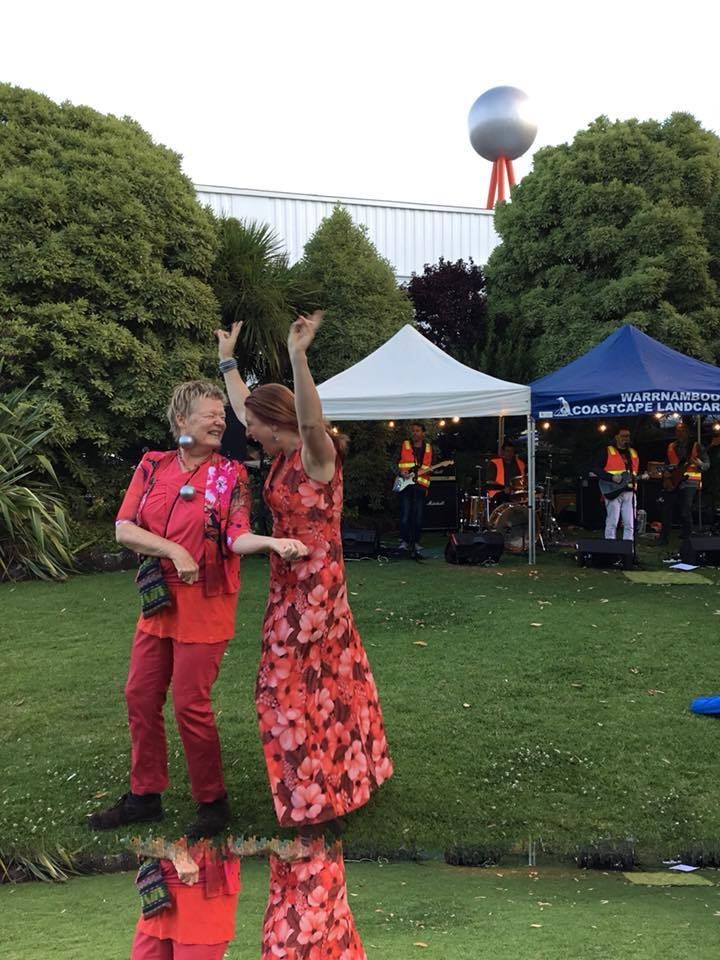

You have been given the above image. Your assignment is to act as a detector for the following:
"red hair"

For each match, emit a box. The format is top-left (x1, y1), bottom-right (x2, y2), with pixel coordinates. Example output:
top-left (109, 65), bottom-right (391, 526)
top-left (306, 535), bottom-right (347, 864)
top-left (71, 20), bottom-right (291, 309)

top-left (246, 384), bottom-right (348, 457)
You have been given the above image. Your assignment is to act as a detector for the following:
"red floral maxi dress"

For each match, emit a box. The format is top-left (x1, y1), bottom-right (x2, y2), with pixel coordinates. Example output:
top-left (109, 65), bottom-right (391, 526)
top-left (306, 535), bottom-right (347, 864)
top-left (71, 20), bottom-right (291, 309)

top-left (256, 446), bottom-right (393, 829)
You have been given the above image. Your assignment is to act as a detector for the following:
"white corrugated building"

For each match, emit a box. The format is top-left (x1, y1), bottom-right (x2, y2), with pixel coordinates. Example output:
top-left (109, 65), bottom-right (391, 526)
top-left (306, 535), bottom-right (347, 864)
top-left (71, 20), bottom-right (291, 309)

top-left (194, 185), bottom-right (500, 282)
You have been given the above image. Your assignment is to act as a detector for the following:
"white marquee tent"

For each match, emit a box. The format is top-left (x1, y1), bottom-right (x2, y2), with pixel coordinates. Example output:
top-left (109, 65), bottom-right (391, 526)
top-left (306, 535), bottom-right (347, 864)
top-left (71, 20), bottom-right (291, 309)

top-left (317, 325), bottom-right (537, 562)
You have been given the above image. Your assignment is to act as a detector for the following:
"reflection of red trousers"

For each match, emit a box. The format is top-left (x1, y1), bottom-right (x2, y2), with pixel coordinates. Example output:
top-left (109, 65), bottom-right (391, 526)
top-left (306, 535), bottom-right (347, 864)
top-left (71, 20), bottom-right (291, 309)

top-left (125, 629), bottom-right (228, 803)
top-left (131, 931), bottom-right (227, 960)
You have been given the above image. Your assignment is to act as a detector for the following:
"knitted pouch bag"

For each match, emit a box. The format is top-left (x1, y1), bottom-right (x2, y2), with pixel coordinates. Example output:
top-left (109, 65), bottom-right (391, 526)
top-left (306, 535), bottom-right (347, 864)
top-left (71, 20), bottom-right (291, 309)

top-left (135, 557), bottom-right (172, 617)
top-left (135, 858), bottom-right (171, 918)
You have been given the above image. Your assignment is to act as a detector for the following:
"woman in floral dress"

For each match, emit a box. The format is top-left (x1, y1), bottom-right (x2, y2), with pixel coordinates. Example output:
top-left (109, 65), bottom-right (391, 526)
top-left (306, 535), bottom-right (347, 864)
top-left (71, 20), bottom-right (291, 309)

top-left (218, 313), bottom-right (393, 959)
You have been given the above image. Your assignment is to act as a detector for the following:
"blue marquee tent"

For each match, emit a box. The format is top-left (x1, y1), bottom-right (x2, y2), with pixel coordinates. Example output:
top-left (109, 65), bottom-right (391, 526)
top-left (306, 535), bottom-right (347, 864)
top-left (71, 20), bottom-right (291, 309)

top-left (531, 324), bottom-right (720, 420)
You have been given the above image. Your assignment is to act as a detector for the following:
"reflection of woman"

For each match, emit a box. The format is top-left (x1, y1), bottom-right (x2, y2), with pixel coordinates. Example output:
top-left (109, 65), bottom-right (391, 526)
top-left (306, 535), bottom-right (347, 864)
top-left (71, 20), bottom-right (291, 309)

top-left (218, 315), bottom-right (393, 957)
top-left (132, 845), bottom-right (240, 960)
top-left (89, 381), bottom-right (306, 839)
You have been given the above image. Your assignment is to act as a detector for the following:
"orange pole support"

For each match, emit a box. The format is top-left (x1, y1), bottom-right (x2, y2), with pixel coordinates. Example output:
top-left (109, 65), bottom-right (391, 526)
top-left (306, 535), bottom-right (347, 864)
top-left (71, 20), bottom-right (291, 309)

top-left (486, 160), bottom-right (498, 209)
top-left (496, 156), bottom-right (506, 204)
top-left (506, 157), bottom-right (516, 188)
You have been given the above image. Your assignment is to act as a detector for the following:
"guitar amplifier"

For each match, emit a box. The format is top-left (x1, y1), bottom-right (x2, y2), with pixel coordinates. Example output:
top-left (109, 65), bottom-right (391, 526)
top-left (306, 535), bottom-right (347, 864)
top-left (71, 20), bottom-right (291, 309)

top-left (424, 481), bottom-right (458, 531)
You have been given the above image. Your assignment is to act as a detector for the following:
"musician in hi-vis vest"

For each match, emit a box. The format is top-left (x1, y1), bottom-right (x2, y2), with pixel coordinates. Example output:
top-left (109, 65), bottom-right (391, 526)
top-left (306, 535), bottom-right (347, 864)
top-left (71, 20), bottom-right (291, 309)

top-left (396, 423), bottom-right (435, 554)
top-left (660, 420), bottom-right (709, 543)
top-left (591, 426), bottom-right (640, 540)
top-left (487, 441), bottom-right (526, 506)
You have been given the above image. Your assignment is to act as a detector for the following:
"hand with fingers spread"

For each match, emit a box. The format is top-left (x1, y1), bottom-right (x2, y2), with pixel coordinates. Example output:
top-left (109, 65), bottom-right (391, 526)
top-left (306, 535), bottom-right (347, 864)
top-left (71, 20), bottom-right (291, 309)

top-left (271, 538), bottom-right (309, 562)
top-left (216, 321), bottom-right (243, 361)
top-left (287, 311), bottom-right (324, 359)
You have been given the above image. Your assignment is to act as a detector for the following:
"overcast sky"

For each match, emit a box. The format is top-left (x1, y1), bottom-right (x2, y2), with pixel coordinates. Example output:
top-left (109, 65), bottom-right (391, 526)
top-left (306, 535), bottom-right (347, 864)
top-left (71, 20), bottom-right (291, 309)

top-left (5, 0), bottom-right (719, 208)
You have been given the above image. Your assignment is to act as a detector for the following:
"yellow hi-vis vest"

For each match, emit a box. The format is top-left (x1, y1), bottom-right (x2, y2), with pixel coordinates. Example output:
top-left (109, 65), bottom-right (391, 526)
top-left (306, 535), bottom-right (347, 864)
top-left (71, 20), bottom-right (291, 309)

top-left (398, 440), bottom-right (433, 488)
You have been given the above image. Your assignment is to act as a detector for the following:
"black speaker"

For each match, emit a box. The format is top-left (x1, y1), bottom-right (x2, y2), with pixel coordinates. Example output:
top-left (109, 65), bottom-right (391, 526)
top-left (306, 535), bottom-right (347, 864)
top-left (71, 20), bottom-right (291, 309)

top-left (424, 481), bottom-right (458, 531)
top-left (576, 538), bottom-right (634, 569)
top-left (341, 526), bottom-right (380, 560)
top-left (445, 531), bottom-right (504, 565)
top-left (576, 478), bottom-right (605, 530)
top-left (680, 536), bottom-right (720, 565)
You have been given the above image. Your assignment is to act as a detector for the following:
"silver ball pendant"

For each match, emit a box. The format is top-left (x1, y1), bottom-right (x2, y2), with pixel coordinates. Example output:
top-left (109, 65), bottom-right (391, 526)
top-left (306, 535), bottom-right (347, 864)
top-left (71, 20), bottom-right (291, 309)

top-left (179, 484), bottom-right (196, 501)
top-left (178, 434), bottom-right (195, 449)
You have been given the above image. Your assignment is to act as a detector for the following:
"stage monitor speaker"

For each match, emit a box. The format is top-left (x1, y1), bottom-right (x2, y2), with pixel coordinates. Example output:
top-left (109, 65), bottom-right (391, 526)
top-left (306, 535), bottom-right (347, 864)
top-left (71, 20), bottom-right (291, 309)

top-left (341, 526), bottom-right (380, 560)
top-left (680, 536), bottom-right (720, 566)
top-left (575, 538), bottom-right (634, 570)
top-left (424, 481), bottom-right (458, 531)
top-left (445, 531), bottom-right (504, 565)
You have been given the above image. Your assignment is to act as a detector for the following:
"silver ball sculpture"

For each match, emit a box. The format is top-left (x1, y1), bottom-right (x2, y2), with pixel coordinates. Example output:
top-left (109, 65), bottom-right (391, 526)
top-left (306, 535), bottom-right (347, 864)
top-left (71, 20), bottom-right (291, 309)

top-left (468, 85), bottom-right (537, 162)
top-left (468, 86), bottom-right (537, 208)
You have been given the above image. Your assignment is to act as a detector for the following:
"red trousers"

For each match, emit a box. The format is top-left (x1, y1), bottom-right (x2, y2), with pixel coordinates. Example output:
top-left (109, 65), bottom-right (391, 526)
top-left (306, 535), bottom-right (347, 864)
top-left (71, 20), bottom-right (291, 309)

top-left (131, 931), bottom-right (227, 960)
top-left (125, 629), bottom-right (228, 803)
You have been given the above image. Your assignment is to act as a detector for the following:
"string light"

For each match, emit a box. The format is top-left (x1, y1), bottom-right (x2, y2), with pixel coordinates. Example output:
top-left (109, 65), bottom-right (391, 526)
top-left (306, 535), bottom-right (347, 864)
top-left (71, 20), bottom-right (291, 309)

top-left (452, 416), bottom-right (460, 423)
top-left (598, 423), bottom-right (607, 433)
top-left (541, 421), bottom-right (551, 431)
top-left (331, 426), bottom-right (339, 434)
top-left (438, 419), bottom-right (446, 428)
top-left (388, 421), bottom-right (395, 428)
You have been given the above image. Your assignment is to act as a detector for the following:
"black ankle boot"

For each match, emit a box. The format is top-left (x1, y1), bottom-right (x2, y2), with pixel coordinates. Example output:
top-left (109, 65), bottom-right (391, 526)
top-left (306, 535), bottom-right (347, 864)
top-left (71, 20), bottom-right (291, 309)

top-left (87, 792), bottom-right (163, 830)
top-left (186, 794), bottom-right (231, 840)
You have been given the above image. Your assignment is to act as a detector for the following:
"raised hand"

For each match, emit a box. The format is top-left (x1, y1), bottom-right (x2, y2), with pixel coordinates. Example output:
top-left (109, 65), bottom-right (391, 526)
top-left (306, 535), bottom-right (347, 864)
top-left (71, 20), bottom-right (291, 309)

top-left (216, 321), bottom-right (243, 361)
top-left (288, 311), bottom-right (324, 358)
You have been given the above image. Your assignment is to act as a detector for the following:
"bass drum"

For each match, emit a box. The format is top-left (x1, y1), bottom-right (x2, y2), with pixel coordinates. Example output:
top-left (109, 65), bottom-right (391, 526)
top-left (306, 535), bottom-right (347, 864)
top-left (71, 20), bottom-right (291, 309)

top-left (489, 501), bottom-right (528, 554)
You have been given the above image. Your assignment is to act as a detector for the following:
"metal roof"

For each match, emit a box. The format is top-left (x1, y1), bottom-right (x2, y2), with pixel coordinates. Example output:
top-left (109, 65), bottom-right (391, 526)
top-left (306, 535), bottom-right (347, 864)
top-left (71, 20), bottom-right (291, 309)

top-left (195, 184), bottom-right (500, 281)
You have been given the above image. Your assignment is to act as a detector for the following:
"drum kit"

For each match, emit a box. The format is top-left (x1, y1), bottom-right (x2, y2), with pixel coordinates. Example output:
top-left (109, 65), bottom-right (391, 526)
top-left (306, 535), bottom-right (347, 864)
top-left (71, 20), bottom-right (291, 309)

top-left (459, 466), bottom-right (561, 554)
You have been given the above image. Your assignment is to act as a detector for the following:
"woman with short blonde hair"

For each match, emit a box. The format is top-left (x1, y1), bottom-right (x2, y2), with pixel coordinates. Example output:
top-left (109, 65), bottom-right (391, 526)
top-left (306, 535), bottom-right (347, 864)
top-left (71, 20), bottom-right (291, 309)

top-left (89, 380), bottom-right (306, 839)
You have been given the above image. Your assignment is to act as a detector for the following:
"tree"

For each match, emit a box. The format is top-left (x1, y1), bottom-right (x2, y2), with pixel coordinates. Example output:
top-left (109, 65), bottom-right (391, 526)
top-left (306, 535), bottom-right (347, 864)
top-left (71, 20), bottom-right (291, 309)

top-left (211, 217), bottom-right (315, 384)
top-left (0, 83), bottom-right (220, 503)
top-left (405, 257), bottom-right (488, 369)
top-left (290, 206), bottom-right (413, 382)
top-left (485, 113), bottom-right (720, 383)
top-left (291, 207), bottom-right (413, 516)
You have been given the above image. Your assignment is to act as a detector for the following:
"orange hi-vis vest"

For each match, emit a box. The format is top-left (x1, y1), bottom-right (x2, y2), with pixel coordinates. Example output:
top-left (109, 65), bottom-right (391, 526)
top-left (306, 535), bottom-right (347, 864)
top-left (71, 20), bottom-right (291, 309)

top-left (668, 441), bottom-right (703, 483)
top-left (488, 456), bottom-right (526, 498)
top-left (398, 440), bottom-right (433, 488)
top-left (604, 445), bottom-right (639, 484)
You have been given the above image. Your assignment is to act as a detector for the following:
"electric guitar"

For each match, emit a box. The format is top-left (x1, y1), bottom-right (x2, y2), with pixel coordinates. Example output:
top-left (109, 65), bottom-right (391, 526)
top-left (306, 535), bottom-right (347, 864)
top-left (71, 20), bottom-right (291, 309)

top-left (393, 460), bottom-right (454, 493)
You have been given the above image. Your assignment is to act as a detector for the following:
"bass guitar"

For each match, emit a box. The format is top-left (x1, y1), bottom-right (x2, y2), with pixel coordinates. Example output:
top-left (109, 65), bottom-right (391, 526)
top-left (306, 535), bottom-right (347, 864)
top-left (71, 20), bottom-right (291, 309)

top-left (393, 460), bottom-right (454, 493)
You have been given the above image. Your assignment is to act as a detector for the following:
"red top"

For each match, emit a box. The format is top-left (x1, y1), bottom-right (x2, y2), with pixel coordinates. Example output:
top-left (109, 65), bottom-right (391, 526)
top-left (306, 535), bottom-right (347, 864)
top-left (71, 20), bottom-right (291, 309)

top-left (117, 453), bottom-right (251, 643)
top-left (136, 852), bottom-right (240, 945)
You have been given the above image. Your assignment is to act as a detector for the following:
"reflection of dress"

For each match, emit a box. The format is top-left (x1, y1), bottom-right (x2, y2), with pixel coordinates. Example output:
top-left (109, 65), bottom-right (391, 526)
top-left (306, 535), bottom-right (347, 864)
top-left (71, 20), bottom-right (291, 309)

top-left (256, 447), bottom-right (393, 827)
top-left (262, 844), bottom-right (365, 959)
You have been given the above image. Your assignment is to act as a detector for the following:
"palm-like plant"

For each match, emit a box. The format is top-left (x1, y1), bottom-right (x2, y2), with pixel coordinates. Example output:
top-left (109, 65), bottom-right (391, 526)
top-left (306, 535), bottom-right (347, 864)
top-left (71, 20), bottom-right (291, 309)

top-left (0, 378), bottom-right (75, 580)
top-left (210, 217), bottom-right (318, 383)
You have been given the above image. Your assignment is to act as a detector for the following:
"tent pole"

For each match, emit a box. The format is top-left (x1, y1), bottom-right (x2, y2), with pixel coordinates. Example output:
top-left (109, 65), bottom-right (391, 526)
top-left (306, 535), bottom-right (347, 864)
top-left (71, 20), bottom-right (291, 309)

top-left (528, 415), bottom-right (536, 565)
top-left (498, 416), bottom-right (505, 451)
top-left (698, 415), bottom-right (703, 531)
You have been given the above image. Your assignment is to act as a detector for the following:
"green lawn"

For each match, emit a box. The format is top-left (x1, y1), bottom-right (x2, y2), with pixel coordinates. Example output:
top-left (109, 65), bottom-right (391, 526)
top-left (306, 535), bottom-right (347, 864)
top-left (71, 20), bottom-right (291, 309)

top-left (4, 860), bottom-right (720, 960)
top-left (3, 546), bottom-right (720, 863)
